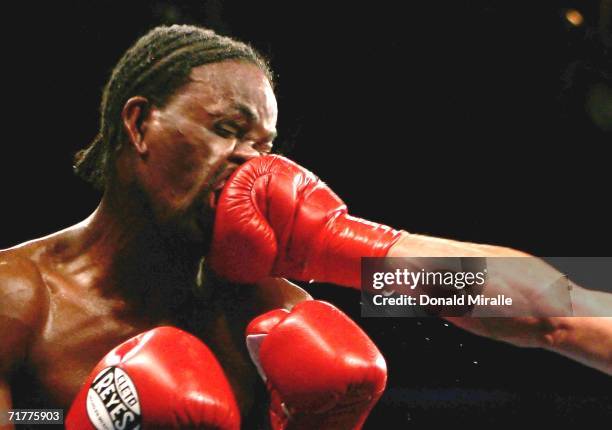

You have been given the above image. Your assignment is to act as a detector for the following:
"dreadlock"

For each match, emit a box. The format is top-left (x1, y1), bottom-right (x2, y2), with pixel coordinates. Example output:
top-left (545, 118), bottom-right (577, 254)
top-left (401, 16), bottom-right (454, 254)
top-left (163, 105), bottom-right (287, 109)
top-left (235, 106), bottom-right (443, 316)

top-left (74, 24), bottom-right (273, 190)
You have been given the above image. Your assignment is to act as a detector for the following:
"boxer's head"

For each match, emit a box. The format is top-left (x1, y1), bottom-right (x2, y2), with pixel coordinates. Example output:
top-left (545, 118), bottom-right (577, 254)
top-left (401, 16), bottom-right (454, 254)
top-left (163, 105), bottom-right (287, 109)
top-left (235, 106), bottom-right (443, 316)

top-left (74, 25), bottom-right (277, 244)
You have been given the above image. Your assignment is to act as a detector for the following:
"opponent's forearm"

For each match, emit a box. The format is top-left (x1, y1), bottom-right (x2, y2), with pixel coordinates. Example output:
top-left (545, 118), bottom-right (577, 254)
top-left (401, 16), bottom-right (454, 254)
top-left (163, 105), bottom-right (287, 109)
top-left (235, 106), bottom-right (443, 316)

top-left (389, 233), bottom-right (612, 375)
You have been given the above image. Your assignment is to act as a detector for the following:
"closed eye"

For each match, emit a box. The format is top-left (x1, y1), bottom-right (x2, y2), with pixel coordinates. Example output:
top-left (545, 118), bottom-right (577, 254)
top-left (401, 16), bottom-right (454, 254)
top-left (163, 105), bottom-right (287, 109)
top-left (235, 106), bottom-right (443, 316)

top-left (214, 121), bottom-right (244, 139)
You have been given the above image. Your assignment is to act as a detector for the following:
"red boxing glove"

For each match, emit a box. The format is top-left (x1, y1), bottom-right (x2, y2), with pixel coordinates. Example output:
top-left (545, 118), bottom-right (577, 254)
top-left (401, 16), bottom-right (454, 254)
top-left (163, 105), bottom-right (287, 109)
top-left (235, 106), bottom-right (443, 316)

top-left (209, 155), bottom-right (402, 287)
top-left (246, 300), bottom-right (387, 430)
top-left (66, 326), bottom-right (240, 430)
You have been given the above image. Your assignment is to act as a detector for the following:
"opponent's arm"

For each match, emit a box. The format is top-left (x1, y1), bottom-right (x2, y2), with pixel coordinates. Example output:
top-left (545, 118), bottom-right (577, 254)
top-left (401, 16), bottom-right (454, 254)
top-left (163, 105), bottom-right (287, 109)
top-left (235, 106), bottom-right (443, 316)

top-left (209, 156), bottom-right (611, 375)
top-left (389, 233), bottom-right (612, 375)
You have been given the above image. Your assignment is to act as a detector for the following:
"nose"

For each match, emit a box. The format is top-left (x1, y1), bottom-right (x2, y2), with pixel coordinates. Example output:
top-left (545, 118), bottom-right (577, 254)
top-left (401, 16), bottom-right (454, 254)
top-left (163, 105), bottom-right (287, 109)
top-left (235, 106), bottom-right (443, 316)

top-left (228, 140), bottom-right (262, 165)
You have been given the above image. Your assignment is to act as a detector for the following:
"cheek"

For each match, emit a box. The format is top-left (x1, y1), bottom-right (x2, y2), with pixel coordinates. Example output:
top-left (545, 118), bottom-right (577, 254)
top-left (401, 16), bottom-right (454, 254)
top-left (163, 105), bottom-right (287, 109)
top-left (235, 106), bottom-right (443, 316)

top-left (145, 127), bottom-right (232, 210)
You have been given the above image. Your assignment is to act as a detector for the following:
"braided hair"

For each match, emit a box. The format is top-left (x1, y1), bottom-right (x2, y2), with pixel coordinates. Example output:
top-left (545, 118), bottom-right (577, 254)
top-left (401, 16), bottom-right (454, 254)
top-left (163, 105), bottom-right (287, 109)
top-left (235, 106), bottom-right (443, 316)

top-left (74, 25), bottom-right (273, 189)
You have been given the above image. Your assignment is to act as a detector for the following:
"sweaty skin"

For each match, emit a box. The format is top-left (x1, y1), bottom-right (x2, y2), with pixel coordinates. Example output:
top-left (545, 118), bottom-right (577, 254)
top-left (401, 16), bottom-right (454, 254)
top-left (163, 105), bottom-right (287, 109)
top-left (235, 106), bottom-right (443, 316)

top-left (0, 60), bottom-right (310, 428)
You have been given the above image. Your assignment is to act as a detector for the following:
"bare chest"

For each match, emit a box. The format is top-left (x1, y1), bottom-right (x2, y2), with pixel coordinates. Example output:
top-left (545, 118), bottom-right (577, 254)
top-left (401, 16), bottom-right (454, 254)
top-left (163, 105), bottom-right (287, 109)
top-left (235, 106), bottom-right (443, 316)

top-left (15, 277), bottom-right (260, 414)
top-left (17, 280), bottom-right (153, 408)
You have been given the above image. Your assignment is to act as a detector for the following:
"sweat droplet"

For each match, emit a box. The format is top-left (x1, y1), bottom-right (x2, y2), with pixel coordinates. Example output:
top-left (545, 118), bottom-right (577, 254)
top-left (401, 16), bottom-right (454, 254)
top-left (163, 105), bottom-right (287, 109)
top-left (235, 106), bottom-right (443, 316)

top-left (308, 279), bottom-right (315, 284)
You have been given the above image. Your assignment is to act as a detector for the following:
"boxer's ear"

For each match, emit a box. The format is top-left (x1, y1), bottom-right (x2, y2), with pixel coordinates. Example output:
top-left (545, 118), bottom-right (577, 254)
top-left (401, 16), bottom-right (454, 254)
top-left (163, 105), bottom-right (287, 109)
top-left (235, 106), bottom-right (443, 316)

top-left (121, 96), bottom-right (149, 155)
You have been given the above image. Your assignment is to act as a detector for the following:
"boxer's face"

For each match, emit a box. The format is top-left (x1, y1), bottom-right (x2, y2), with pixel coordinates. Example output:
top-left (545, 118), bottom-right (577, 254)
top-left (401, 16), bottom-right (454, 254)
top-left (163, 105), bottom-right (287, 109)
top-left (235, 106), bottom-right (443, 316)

top-left (132, 60), bottom-right (278, 243)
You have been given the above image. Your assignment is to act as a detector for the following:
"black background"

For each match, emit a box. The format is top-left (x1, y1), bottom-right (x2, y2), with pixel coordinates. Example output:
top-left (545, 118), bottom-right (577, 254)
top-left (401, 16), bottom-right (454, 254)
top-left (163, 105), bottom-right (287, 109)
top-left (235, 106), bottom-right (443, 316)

top-left (1, 1), bottom-right (611, 428)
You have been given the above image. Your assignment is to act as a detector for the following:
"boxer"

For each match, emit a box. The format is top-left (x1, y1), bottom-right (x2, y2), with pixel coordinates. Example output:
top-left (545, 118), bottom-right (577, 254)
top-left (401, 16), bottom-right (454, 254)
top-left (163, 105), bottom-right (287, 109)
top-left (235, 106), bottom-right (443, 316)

top-left (0, 25), bottom-right (388, 430)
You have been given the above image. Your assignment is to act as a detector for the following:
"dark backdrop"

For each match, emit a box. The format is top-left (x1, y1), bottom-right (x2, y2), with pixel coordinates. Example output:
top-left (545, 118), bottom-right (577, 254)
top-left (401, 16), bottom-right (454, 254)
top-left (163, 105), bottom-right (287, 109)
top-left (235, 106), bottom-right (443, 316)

top-left (1, 1), bottom-right (611, 428)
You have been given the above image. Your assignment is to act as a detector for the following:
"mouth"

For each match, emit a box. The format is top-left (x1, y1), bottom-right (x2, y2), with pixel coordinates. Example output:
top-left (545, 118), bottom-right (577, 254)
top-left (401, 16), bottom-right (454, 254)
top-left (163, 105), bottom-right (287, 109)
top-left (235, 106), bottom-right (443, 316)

top-left (207, 168), bottom-right (234, 210)
top-left (208, 183), bottom-right (225, 210)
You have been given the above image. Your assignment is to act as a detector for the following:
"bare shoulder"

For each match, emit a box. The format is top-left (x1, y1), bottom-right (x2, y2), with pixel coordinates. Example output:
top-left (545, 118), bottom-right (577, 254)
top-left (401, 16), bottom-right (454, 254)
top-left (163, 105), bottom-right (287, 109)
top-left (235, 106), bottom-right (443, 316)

top-left (0, 222), bottom-right (84, 324)
top-left (0, 249), bottom-right (49, 331)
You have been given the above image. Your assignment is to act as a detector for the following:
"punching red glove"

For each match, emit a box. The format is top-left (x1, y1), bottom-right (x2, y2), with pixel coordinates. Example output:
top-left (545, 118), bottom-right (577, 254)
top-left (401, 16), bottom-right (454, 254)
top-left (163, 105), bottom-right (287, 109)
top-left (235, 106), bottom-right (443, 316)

top-left (246, 300), bottom-right (387, 430)
top-left (66, 326), bottom-right (240, 430)
top-left (209, 155), bottom-right (403, 287)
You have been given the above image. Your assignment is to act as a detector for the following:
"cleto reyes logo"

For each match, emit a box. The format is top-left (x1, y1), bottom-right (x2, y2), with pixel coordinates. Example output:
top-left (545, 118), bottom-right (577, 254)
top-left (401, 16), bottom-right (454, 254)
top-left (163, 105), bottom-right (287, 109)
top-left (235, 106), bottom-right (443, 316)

top-left (86, 366), bottom-right (142, 430)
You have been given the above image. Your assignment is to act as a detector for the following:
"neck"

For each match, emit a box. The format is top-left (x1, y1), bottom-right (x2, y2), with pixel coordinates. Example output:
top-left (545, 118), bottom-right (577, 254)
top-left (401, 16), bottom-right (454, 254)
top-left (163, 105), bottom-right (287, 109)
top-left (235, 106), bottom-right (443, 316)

top-left (70, 180), bottom-right (205, 313)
